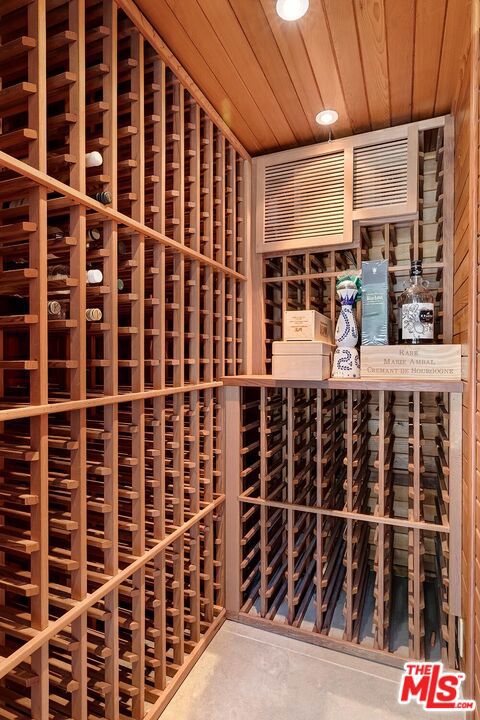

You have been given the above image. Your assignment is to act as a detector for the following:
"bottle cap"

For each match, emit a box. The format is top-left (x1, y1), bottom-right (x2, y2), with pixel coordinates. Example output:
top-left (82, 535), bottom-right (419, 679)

top-left (86, 269), bottom-right (103, 284)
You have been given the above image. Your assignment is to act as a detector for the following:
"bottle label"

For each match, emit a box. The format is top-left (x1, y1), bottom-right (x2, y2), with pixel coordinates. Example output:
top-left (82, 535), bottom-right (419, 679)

top-left (401, 302), bottom-right (434, 340)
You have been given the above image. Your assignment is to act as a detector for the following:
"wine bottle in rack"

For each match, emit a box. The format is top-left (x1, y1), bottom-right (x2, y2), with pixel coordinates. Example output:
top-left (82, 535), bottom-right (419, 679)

top-left (87, 228), bottom-right (102, 249)
top-left (48, 226), bottom-right (65, 241)
top-left (85, 151), bottom-right (103, 168)
top-left (86, 268), bottom-right (103, 284)
top-left (48, 264), bottom-right (104, 285)
top-left (10, 256), bottom-right (28, 268)
top-left (57, 303), bottom-right (102, 322)
top-left (47, 300), bottom-right (62, 316)
top-left (47, 265), bottom-right (69, 280)
top-left (398, 260), bottom-right (435, 344)
top-left (3, 296), bottom-right (61, 317)
top-left (2, 198), bottom-right (27, 209)
top-left (85, 308), bottom-right (102, 321)
top-left (93, 191), bottom-right (112, 205)
top-left (47, 152), bottom-right (103, 171)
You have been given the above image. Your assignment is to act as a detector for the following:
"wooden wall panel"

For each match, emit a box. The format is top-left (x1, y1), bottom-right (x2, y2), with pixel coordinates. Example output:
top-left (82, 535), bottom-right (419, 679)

top-left (134, 0), bottom-right (470, 155)
top-left (452, 0), bottom-right (478, 712)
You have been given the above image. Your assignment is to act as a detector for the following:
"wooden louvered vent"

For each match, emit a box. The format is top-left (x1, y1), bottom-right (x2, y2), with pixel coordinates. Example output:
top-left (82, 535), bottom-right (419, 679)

top-left (353, 137), bottom-right (409, 210)
top-left (255, 121), bottom-right (420, 252)
top-left (264, 151), bottom-right (345, 247)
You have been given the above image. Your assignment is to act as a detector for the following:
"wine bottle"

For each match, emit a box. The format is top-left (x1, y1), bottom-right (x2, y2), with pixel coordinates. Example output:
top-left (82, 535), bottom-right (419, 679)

top-left (49, 265), bottom-right (103, 285)
top-left (47, 300), bottom-right (61, 316)
top-left (85, 151), bottom-right (103, 168)
top-left (48, 265), bottom-right (68, 280)
top-left (3, 198), bottom-right (27, 209)
top-left (57, 304), bottom-right (102, 321)
top-left (85, 308), bottom-right (102, 321)
top-left (93, 191), bottom-right (112, 205)
top-left (398, 260), bottom-right (434, 344)
top-left (87, 228), bottom-right (102, 248)
top-left (86, 268), bottom-right (103, 284)
top-left (6, 296), bottom-right (60, 316)
top-left (47, 226), bottom-right (64, 240)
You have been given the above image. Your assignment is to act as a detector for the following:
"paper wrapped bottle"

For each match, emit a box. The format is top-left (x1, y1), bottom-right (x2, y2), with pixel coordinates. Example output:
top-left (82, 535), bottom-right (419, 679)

top-left (332, 285), bottom-right (360, 378)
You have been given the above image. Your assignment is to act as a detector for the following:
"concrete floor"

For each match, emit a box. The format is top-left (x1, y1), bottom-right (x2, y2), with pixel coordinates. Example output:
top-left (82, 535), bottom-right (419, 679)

top-left (160, 620), bottom-right (464, 720)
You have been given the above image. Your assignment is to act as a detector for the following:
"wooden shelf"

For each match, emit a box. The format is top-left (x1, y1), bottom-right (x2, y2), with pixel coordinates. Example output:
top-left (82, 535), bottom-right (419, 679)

top-left (222, 375), bottom-right (464, 393)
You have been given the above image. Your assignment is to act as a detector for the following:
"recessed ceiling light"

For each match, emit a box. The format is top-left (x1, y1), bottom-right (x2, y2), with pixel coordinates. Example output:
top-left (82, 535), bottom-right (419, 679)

top-left (315, 110), bottom-right (339, 126)
top-left (276, 0), bottom-right (309, 21)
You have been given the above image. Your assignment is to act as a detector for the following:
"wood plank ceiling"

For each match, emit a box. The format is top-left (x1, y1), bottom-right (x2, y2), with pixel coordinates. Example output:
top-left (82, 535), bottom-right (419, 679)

top-left (134, 0), bottom-right (470, 156)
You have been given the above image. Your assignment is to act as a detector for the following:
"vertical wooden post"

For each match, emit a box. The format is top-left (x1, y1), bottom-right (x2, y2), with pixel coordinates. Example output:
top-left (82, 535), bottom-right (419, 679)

top-left (286, 387), bottom-right (294, 624)
top-left (28, 1), bottom-right (48, 716)
top-left (102, 2), bottom-right (119, 716)
top-left (224, 385), bottom-right (241, 615)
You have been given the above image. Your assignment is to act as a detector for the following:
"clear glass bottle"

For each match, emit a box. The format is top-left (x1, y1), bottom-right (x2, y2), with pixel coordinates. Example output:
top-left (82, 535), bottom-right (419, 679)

top-left (398, 260), bottom-right (435, 344)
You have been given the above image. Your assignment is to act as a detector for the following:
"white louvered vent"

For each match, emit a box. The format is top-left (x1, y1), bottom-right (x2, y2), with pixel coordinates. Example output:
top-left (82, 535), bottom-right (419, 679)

top-left (353, 138), bottom-right (409, 210)
top-left (264, 152), bottom-right (344, 245)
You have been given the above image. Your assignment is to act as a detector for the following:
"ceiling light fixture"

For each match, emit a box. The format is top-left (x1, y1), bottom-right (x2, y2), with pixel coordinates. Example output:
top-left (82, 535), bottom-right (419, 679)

top-left (315, 109), bottom-right (339, 126)
top-left (276, 0), bottom-right (309, 21)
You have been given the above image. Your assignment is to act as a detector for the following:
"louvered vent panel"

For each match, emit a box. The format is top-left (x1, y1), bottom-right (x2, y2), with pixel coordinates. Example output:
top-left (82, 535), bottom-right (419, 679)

top-left (264, 152), bottom-right (344, 244)
top-left (353, 138), bottom-right (409, 209)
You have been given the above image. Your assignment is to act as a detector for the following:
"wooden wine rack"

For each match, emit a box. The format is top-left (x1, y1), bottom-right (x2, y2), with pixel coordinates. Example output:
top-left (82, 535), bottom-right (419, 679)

top-left (224, 117), bottom-right (462, 668)
top-left (0, 1), bottom-right (248, 718)
top-left (258, 120), bottom-right (453, 372)
top-left (224, 378), bottom-right (462, 668)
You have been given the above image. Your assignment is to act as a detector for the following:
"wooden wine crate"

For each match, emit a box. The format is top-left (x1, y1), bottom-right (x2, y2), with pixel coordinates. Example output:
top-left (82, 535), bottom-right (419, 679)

top-left (272, 341), bottom-right (332, 379)
top-left (283, 310), bottom-right (333, 342)
top-left (360, 344), bottom-right (462, 380)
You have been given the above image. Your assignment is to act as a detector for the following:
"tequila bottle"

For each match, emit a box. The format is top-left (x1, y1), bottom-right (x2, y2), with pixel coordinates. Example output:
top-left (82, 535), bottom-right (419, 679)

top-left (398, 261), bottom-right (434, 344)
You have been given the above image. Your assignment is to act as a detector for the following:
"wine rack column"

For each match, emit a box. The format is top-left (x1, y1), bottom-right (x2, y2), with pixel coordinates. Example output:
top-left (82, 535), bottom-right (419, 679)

top-left (144, 45), bottom-right (167, 696)
top-left (28, 1), bottom-right (49, 717)
top-left (186, 97), bottom-right (201, 644)
top-left (129, 23), bottom-right (145, 719)
top-left (201, 115), bottom-right (215, 627)
top-left (100, 2), bottom-right (119, 716)
top-left (67, 1), bottom-right (88, 717)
